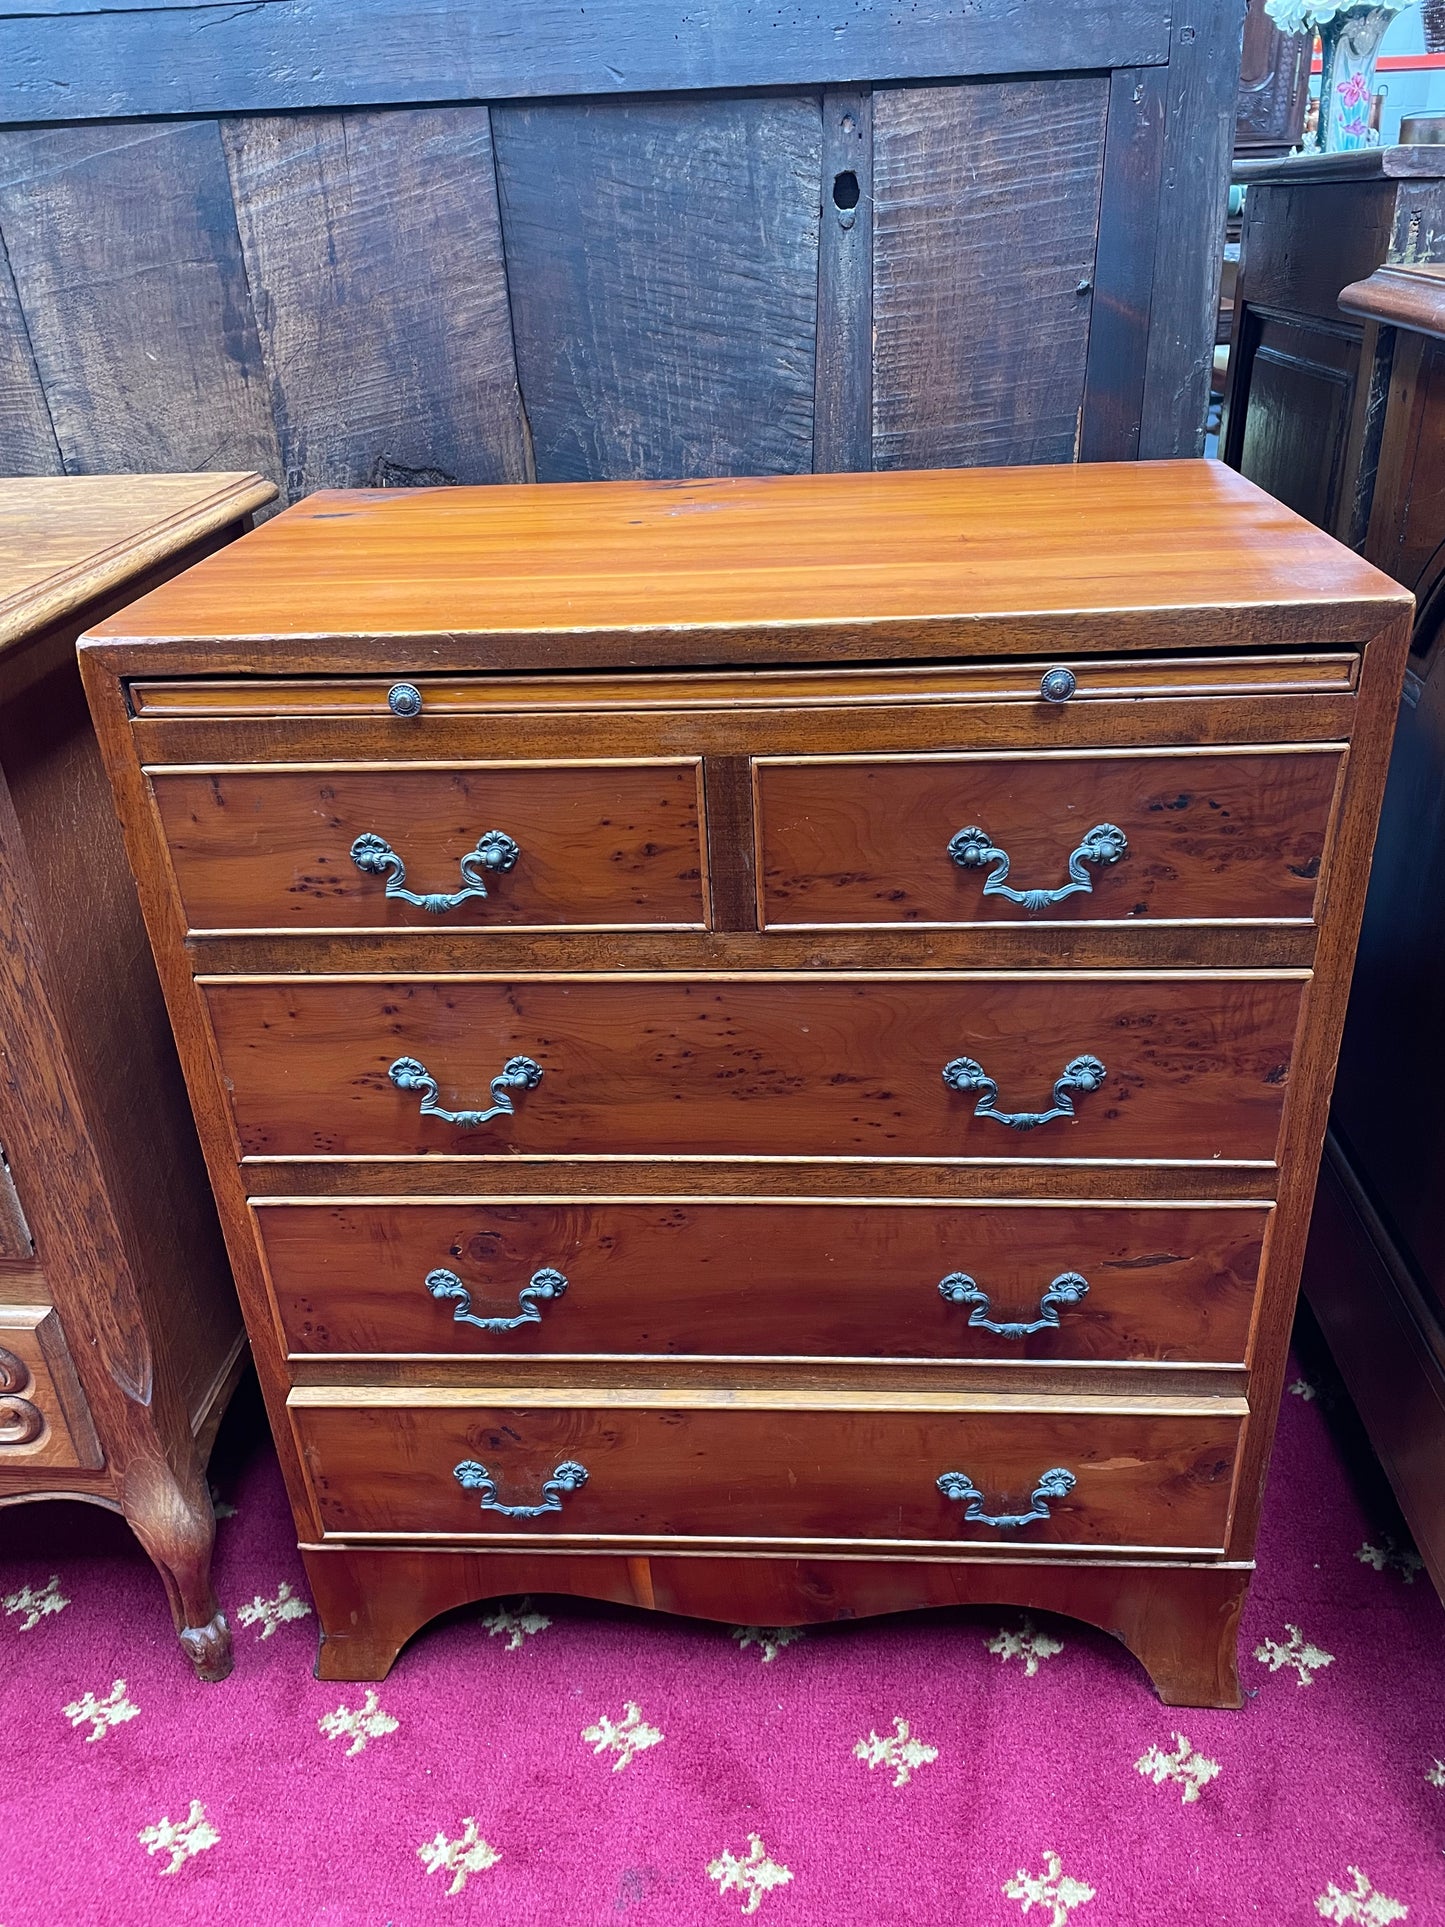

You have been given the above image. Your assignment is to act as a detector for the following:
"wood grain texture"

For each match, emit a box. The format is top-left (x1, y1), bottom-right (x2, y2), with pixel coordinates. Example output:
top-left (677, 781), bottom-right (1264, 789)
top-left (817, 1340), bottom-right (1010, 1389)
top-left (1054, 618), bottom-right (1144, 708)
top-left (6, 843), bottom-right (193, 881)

top-left (84, 465), bottom-right (1410, 652)
top-left (0, 121), bottom-right (282, 485)
top-left (201, 972), bottom-right (1306, 1164)
top-left (221, 107), bottom-right (528, 498)
top-left (872, 79), bottom-right (1108, 469)
top-left (0, 473), bottom-right (273, 652)
top-left (146, 761), bottom-right (707, 932)
top-left (813, 87), bottom-right (873, 473)
top-left (1138, 0), bottom-right (1248, 460)
top-left (304, 1541), bottom-right (1248, 1705)
top-left (1079, 66), bottom-right (1167, 463)
top-left (755, 747), bottom-right (1344, 928)
top-left (492, 96), bottom-right (819, 482)
top-left (0, 227), bottom-right (60, 477)
top-left (0, 1305), bottom-right (101, 1469)
top-left (0, 0), bottom-right (1172, 124)
top-left (292, 1397), bottom-right (1242, 1551)
top-left (256, 1197), bottom-right (1268, 1366)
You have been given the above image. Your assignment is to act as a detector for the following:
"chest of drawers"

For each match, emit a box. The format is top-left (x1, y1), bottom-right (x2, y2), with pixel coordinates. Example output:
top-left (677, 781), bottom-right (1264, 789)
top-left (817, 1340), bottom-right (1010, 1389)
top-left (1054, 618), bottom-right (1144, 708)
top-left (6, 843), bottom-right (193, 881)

top-left (79, 462), bottom-right (1411, 1706)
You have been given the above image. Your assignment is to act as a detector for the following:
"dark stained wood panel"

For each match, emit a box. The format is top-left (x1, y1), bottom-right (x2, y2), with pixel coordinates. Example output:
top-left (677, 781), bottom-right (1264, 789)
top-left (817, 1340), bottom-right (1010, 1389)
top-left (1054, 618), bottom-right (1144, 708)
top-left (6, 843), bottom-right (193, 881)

top-left (872, 78), bottom-right (1109, 469)
top-left (0, 229), bottom-right (60, 476)
top-left (492, 96), bottom-right (821, 482)
top-left (221, 107), bottom-right (528, 498)
top-left (201, 972), bottom-right (1305, 1163)
top-left (0, 1), bottom-right (1171, 125)
top-left (0, 120), bottom-right (281, 484)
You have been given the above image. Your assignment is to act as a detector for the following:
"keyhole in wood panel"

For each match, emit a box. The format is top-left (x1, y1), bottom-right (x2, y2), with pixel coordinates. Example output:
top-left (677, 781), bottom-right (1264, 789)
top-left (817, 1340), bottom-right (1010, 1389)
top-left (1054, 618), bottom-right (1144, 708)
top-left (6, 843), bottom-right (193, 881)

top-left (832, 169), bottom-right (860, 210)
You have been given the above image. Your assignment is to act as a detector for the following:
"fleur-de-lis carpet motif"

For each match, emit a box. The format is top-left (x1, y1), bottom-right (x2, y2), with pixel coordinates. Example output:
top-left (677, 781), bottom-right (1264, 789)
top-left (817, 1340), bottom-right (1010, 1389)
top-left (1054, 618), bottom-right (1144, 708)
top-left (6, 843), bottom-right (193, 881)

top-left (138, 1800), bottom-right (219, 1875)
top-left (1135, 1732), bottom-right (1221, 1804)
top-left (1254, 1624), bottom-right (1336, 1687)
top-left (235, 1581), bottom-right (312, 1641)
top-left (986, 1617), bottom-right (1064, 1677)
top-left (706, 1835), bottom-right (793, 1914)
top-left (853, 1716), bottom-right (938, 1787)
top-left (317, 1690), bottom-right (398, 1757)
top-left (1356, 1539), bottom-right (1424, 1584)
top-left (3, 1575), bottom-right (68, 1631)
top-left (1315, 1867), bottom-right (1409, 1924)
top-left (582, 1701), bottom-right (663, 1771)
top-left (1002, 1850), bottom-right (1095, 1923)
top-left (481, 1599), bottom-right (551, 1651)
top-left (731, 1626), bottom-right (804, 1664)
top-left (417, 1818), bottom-right (500, 1895)
top-left (0, 1344), bottom-right (1438, 1924)
top-left (63, 1679), bottom-right (139, 1743)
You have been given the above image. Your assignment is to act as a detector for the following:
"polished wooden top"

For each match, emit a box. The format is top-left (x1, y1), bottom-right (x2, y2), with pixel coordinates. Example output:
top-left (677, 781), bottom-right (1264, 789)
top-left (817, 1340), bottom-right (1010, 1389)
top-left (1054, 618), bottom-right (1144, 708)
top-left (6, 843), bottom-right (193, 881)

top-left (88, 464), bottom-right (1406, 659)
top-left (1340, 262), bottom-right (1445, 339)
top-left (0, 472), bottom-right (276, 654)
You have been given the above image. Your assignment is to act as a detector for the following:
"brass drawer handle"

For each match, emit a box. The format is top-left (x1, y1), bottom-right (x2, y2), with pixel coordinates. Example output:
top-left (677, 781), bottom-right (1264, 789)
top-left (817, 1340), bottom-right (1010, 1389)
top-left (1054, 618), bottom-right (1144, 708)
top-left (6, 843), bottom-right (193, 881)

top-left (427, 1265), bottom-right (568, 1334)
top-left (350, 829), bottom-right (520, 914)
top-left (947, 821), bottom-right (1127, 912)
top-left (937, 1465), bottom-right (1076, 1530)
top-left (454, 1458), bottom-right (589, 1519)
top-left (389, 1053), bottom-right (542, 1129)
top-left (942, 1053), bottom-right (1106, 1131)
top-left (939, 1269), bottom-right (1089, 1338)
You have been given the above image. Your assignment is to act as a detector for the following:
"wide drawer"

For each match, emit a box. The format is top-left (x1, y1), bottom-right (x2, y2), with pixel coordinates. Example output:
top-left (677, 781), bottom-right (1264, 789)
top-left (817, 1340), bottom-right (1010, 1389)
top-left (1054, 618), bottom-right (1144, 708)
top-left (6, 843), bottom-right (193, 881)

top-left (756, 747), bottom-right (1343, 928)
top-left (257, 1198), bottom-right (1268, 1364)
top-left (146, 760), bottom-right (706, 932)
top-left (290, 1392), bottom-right (1244, 1551)
top-left (204, 972), bottom-right (1305, 1164)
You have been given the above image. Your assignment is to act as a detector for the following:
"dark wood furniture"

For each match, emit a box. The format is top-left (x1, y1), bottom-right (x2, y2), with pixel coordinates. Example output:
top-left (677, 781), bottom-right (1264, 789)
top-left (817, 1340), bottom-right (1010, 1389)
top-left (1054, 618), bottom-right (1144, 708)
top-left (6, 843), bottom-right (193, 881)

top-left (1222, 148), bottom-right (1445, 542)
top-left (0, 472), bottom-right (273, 1678)
top-left (0, 1), bottom-right (1246, 494)
top-left (1296, 261), bottom-right (1445, 1601)
top-left (78, 462), bottom-right (1410, 1708)
top-left (1235, 0), bottom-right (1311, 161)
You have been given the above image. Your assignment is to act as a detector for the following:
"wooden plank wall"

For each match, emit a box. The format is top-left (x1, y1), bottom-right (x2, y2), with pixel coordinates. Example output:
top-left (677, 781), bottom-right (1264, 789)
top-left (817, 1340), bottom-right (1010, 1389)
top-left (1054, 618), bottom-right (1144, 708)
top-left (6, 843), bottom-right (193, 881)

top-left (0, 0), bottom-right (1246, 503)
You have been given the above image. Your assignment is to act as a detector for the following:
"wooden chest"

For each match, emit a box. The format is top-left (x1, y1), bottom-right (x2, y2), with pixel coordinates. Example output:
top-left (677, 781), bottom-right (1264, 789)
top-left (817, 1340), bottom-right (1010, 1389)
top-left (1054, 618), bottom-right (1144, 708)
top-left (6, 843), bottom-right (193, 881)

top-left (78, 462), bottom-right (1412, 1706)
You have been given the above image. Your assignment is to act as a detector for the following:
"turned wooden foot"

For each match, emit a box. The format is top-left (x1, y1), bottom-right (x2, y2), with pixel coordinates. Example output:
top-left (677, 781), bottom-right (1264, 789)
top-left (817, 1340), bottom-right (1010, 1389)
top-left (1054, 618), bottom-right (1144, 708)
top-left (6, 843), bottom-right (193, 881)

top-left (122, 1451), bottom-right (233, 1682)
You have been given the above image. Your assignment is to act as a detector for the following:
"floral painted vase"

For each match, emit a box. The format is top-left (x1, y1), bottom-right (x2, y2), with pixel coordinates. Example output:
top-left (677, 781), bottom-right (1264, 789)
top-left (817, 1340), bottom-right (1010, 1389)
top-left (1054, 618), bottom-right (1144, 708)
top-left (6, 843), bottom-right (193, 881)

top-left (1316, 4), bottom-right (1397, 150)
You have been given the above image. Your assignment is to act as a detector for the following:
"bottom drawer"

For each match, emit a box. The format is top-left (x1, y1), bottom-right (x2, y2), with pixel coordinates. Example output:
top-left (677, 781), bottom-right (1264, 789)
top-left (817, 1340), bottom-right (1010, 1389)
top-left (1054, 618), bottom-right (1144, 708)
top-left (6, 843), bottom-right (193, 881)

top-left (291, 1393), bottom-right (1243, 1553)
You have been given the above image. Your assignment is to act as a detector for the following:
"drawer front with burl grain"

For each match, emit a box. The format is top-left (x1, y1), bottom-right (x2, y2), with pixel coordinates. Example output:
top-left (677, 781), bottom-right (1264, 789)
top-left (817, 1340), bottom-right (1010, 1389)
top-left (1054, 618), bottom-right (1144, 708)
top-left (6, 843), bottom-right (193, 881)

top-left (147, 760), bottom-right (708, 933)
top-left (290, 1394), bottom-right (1244, 1553)
top-left (755, 747), bottom-right (1344, 929)
top-left (258, 1197), bottom-right (1268, 1366)
top-left (205, 972), bottom-right (1305, 1165)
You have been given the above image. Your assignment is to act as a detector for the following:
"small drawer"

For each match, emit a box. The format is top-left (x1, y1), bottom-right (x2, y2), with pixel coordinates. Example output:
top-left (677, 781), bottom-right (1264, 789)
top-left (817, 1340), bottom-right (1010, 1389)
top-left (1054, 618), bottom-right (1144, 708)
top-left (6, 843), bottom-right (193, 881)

top-left (146, 760), bottom-right (707, 932)
top-left (205, 971), bottom-right (1304, 1165)
top-left (756, 747), bottom-right (1344, 928)
top-left (258, 1197), bottom-right (1268, 1365)
top-left (0, 1307), bottom-right (103, 1473)
top-left (291, 1392), bottom-right (1243, 1552)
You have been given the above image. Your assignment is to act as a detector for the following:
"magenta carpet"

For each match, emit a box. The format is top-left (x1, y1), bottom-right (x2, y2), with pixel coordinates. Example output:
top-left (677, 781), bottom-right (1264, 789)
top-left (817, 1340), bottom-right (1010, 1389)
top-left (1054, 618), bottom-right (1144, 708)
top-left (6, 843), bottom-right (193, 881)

top-left (2, 1344), bottom-right (1442, 1926)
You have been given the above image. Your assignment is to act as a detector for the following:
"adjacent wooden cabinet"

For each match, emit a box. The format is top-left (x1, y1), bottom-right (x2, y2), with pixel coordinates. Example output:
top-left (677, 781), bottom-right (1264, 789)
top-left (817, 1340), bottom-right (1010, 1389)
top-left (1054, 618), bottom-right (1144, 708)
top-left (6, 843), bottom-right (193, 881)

top-left (79, 462), bottom-right (1409, 1706)
top-left (1223, 149), bottom-right (1445, 541)
top-left (0, 1), bottom-right (1248, 491)
top-left (0, 473), bottom-right (273, 1678)
top-left (1300, 262), bottom-right (1445, 1600)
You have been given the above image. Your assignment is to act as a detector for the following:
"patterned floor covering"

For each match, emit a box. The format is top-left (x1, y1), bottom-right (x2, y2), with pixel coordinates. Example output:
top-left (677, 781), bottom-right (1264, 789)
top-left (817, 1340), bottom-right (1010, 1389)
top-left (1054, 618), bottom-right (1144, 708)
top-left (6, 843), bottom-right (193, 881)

top-left (1, 1327), bottom-right (1441, 1926)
